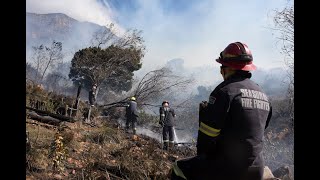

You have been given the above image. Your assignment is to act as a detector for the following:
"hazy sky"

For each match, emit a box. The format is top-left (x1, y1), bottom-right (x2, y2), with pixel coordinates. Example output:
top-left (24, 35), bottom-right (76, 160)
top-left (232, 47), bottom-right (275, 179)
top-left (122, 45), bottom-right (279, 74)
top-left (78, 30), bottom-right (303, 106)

top-left (26, 0), bottom-right (293, 71)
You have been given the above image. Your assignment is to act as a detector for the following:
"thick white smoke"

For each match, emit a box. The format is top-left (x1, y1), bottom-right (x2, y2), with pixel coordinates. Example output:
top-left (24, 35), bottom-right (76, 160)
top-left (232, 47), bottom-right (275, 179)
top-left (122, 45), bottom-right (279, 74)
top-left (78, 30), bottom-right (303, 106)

top-left (26, 0), bottom-right (124, 35)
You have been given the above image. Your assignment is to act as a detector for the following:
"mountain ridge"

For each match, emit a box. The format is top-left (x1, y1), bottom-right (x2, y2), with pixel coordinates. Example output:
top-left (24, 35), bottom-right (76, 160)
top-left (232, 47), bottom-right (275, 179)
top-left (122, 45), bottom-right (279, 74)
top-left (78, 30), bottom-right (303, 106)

top-left (26, 12), bottom-right (108, 56)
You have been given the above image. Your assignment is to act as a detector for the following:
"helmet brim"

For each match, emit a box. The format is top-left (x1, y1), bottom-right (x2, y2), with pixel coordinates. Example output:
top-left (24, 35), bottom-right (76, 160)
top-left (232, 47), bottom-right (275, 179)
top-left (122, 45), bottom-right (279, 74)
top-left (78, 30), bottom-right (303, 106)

top-left (216, 59), bottom-right (256, 71)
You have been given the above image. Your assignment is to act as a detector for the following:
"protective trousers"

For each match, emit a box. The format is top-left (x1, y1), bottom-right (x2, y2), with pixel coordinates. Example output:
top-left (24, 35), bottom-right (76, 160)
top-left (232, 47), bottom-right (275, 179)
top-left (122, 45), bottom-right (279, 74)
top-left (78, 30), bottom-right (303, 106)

top-left (126, 115), bottom-right (137, 134)
top-left (163, 125), bottom-right (174, 150)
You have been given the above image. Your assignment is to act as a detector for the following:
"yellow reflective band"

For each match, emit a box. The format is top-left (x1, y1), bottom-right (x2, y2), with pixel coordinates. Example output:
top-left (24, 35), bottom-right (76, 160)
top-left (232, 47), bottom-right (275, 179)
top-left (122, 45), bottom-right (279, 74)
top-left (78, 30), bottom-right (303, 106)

top-left (199, 122), bottom-right (221, 137)
top-left (173, 161), bottom-right (187, 179)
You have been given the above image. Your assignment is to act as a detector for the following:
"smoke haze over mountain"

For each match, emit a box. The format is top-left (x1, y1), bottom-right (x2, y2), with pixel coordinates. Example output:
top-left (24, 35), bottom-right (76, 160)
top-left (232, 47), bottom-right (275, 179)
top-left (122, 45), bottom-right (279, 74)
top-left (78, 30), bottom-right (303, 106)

top-left (26, 12), bottom-right (289, 99)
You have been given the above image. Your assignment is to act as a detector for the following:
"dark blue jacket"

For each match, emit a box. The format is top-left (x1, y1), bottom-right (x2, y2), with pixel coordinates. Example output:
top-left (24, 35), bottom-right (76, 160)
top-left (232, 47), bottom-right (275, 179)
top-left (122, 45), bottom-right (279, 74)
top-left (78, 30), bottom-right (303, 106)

top-left (126, 100), bottom-right (138, 118)
top-left (159, 107), bottom-right (176, 126)
top-left (195, 71), bottom-right (272, 179)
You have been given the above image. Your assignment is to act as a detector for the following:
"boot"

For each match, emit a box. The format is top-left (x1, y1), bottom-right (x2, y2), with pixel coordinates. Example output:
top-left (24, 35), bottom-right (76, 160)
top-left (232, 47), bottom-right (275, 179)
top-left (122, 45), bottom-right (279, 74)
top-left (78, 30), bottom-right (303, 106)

top-left (163, 142), bottom-right (169, 150)
top-left (169, 141), bottom-right (175, 151)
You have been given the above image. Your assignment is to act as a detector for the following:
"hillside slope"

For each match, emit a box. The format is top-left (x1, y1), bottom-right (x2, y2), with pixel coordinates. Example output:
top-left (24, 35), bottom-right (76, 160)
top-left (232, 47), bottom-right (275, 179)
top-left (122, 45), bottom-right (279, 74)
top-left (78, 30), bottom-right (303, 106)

top-left (26, 116), bottom-right (196, 180)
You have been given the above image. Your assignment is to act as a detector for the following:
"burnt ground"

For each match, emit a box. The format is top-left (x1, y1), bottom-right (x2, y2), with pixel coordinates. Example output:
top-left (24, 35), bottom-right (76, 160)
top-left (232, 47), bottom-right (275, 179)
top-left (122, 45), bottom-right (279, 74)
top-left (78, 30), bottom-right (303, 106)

top-left (26, 117), bottom-right (196, 180)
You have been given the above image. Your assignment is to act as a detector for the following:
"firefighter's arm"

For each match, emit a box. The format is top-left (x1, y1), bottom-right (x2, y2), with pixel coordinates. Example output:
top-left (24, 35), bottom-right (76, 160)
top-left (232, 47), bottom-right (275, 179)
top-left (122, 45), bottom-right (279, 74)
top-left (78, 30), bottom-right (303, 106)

top-left (172, 109), bottom-right (176, 117)
top-left (265, 105), bottom-right (272, 129)
top-left (197, 89), bottom-right (230, 154)
top-left (159, 107), bottom-right (164, 125)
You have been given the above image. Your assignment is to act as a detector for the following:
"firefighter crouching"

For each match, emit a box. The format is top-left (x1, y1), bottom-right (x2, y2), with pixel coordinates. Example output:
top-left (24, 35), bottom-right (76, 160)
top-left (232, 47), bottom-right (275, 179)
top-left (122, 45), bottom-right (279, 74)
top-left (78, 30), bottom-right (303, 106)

top-left (170, 42), bottom-right (272, 180)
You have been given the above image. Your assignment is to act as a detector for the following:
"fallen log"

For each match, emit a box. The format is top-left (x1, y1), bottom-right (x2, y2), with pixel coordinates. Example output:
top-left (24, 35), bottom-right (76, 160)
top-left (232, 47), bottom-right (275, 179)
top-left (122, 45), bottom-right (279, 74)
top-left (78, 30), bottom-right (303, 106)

top-left (26, 111), bottom-right (61, 126)
top-left (26, 106), bottom-right (75, 122)
top-left (26, 119), bottom-right (57, 129)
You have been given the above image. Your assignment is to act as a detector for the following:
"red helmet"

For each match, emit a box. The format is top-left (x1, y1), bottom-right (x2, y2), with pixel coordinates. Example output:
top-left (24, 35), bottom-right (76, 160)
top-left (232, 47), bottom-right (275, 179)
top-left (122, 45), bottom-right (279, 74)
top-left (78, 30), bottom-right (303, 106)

top-left (216, 42), bottom-right (256, 71)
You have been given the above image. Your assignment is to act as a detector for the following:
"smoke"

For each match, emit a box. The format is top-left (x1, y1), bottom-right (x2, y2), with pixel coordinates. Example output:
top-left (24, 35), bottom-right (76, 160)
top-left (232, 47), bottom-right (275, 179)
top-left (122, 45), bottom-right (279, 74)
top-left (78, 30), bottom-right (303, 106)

top-left (136, 127), bottom-right (162, 142)
top-left (26, 0), bottom-right (126, 65)
top-left (135, 58), bottom-right (289, 98)
top-left (174, 128), bottom-right (195, 144)
top-left (116, 116), bottom-right (194, 144)
top-left (116, 117), bottom-right (161, 141)
top-left (26, 0), bottom-right (124, 34)
top-left (26, 13), bottom-right (101, 65)
top-left (107, 0), bottom-right (291, 70)
top-left (26, 1), bottom-right (291, 94)
top-left (136, 126), bottom-right (195, 144)
top-left (263, 116), bottom-right (294, 174)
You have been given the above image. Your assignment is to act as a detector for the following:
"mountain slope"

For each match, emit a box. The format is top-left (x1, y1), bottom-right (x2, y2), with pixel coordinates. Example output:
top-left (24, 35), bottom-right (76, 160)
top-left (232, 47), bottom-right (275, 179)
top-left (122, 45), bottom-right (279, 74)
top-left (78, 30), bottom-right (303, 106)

top-left (26, 12), bottom-right (108, 55)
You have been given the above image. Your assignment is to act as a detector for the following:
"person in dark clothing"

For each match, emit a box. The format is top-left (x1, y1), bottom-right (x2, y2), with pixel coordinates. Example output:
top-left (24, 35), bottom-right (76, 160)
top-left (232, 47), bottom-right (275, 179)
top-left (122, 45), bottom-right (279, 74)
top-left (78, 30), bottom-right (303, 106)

top-left (125, 96), bottom-right (139, 134)
top-left (171, 42), bottom-right (272, 180)
top-left (159, 101), bottom-right (176, 151)
top-left (89, 84), bottom-right (97, 106)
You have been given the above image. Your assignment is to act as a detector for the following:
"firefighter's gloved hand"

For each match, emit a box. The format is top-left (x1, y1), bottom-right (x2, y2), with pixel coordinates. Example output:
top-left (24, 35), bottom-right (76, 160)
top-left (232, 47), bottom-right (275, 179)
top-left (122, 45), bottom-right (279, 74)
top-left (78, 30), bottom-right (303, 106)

top-left (200, 101), bottom-right (208, 109)
top-left (199, 101), bottom-right (208, 122)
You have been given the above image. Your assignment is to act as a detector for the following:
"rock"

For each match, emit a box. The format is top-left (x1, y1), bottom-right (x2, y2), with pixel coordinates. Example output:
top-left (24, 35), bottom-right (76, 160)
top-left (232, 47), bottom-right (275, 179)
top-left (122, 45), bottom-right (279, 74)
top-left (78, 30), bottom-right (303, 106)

top-left (263, 166), bottom-right (275, 179)
top-left (132, 135), bottom-right (139, 141)
top-left (273, 166), bottom-right (292, 179)
top-left (282, 174), bottom-right (292, 180)
top-left (53, 174), bottom-right (63, 179)
top-left (67, 158), bottom-right (73, 163)
top-left (136, 141), bottom-right (142, 147)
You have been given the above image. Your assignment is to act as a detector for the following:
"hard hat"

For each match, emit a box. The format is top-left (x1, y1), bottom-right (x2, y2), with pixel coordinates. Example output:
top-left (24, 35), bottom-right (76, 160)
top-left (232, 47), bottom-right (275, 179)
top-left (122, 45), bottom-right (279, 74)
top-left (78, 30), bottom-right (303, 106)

top-left (216, 42), bottom-right (256, 71)
top-left (130, 96), bottom-right (136, 101)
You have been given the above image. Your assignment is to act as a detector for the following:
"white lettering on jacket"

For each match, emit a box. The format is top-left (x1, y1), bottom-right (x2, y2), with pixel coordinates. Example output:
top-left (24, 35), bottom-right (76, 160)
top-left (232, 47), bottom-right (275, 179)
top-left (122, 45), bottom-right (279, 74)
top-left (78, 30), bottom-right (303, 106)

top-left (240, 89), bottom-right (270, 111)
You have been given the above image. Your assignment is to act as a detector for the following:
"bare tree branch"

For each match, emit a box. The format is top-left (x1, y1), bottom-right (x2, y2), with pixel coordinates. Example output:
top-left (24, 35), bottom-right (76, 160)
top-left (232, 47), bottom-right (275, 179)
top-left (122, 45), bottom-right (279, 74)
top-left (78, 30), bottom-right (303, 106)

top-left (132, 67), bottom-right (194, 106)
top-left (271, 4), bottom-right (294, 122)
top-left (31, 41), bottom-right (63, 84)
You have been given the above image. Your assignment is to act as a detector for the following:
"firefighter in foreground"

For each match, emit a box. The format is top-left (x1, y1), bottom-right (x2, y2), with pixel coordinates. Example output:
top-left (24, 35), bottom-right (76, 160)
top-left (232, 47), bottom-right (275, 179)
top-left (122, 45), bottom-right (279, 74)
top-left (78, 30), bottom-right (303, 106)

top-left (170, 42), bottom-right (272, 180)
top-left (125, 96), bottom-right (139, 134)
top-left (159, 101), bottom-right (176, 151)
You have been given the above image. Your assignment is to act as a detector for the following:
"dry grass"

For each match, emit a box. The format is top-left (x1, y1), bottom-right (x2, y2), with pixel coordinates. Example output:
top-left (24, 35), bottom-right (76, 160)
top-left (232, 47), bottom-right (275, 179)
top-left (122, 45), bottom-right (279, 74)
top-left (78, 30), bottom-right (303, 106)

top-left (26, 117), bottom-right (196, 180)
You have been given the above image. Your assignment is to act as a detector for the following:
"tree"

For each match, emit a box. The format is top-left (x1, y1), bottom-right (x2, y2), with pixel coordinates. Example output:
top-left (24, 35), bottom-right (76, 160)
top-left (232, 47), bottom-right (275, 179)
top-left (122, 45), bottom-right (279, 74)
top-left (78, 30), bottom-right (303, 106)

top-left (31, 40), bottom-right (63, 84)
top-left (100, 67), bottom-right (193, 109)
top-left (272, 3), bottom-right (294, 122)
top-left (265, 4), bottom-right (294, 171)
top-left (45, 71), bottom-right (68, 93)
top-left (26, 62), bottom-right (39, 84)
top-left (132, 67), bottom-right (193, 106)
top-left (69, 28), bottom-right (145, 100)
